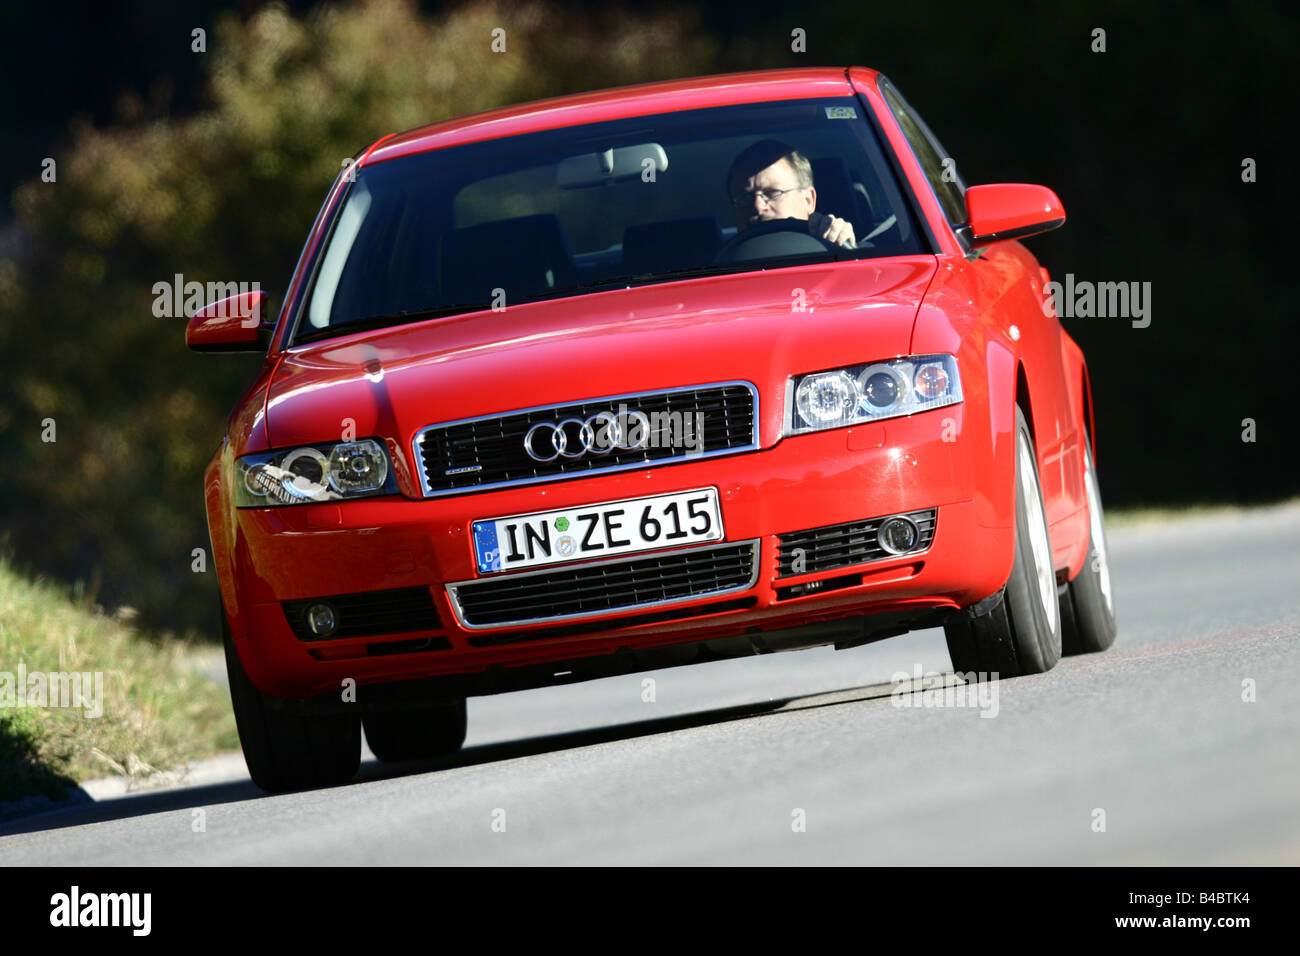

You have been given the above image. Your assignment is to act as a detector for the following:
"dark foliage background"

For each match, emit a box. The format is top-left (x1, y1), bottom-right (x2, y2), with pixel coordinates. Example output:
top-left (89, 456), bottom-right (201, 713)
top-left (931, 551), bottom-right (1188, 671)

top-left (0, 0), bottom-right (1293, 637)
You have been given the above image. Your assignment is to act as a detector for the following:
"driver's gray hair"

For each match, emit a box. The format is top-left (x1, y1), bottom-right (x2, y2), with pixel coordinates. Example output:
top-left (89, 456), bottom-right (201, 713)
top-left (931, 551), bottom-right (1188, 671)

top-left (726, 140), bottom-right (814, 195)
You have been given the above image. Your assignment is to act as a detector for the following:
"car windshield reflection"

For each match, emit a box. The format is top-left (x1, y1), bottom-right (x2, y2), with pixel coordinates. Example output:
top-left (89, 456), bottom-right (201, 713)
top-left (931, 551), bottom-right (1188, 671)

top-left (296, 96), bottom-right (924, 343)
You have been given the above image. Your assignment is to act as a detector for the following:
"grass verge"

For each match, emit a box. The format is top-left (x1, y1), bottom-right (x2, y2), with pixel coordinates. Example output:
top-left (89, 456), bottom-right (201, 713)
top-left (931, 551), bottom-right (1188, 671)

top-left (0, 555), bottom-right (238, 804)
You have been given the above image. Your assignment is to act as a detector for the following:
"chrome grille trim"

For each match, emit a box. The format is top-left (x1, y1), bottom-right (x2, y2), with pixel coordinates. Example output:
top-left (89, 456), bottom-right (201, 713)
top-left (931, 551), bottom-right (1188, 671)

top-left (412, 381), bottom-right (759, 498)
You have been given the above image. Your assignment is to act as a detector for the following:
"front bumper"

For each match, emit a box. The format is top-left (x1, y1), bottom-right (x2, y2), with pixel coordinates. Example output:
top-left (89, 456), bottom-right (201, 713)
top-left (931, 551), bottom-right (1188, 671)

top-left (223, 408), bottom-right (1014, 699)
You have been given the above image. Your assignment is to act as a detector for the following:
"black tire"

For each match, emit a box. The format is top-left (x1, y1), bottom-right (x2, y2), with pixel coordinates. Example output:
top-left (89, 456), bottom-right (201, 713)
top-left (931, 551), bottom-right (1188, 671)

top-left (1060, 439), bottom-right (1118, 655)
top-left (944, 407), bottom-right (1062, 678)
top-left (363, 700), bottom-right (467, 763)
top-left (221, 606), bottom-right (361, 793)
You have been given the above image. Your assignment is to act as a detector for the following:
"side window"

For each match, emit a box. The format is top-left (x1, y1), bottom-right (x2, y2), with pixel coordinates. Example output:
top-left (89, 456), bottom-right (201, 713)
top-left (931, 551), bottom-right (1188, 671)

top-left (881, 82), bottom-right (967, 226)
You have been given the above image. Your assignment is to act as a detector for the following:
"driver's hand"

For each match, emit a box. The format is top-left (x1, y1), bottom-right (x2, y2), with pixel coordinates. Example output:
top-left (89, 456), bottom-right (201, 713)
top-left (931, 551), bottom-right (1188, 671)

top-left (809, 211), bottom-right (856, 248)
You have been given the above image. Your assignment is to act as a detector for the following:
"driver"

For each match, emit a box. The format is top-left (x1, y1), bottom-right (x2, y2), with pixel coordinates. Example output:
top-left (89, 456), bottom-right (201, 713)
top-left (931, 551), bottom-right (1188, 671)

top-left (726, 139), bottom-right (857, 248)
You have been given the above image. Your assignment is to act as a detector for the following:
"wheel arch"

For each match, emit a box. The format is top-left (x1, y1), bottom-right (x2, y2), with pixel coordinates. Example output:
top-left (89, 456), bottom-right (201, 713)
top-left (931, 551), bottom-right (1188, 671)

top-left (1081, 362), bottom-right (1097, 468)
top-left (1015, 361), bottom-right (1035, 446)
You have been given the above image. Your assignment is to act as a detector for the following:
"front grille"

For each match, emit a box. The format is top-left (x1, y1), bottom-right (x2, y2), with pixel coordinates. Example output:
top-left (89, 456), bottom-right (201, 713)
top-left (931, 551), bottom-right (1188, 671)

top-left (777, 509), bottom-right (937, 577)
top-left (448, 540), bottom-right (759, 627)
top-left (415, 383), bottom-right (757, 496)
top-left (282, 587), bottom-right (442, 641)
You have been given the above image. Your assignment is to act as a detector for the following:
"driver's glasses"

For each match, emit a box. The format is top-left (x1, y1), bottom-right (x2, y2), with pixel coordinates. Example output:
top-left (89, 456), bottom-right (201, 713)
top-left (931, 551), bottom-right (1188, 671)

top-left (730, 186), bottom-right (804, 208)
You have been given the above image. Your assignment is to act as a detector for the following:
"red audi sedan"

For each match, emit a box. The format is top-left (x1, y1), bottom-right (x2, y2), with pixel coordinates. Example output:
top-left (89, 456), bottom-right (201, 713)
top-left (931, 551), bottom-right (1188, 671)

top-left (188, 67), bottom-right (1117, 792)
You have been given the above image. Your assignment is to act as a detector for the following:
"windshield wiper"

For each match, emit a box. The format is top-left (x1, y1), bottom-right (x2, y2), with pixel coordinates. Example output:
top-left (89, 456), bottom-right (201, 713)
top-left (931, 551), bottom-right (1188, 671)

top-left (294, 303), bottom-right (491, 344)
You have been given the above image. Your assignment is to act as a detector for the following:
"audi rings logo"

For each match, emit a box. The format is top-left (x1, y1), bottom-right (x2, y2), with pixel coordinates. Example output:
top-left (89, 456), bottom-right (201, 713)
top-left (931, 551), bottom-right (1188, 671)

top-left (523, 410), bottom-right (651, 462)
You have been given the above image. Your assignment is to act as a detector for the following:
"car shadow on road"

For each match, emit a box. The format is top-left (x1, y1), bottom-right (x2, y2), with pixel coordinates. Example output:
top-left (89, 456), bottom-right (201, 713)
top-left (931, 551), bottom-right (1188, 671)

top-left (0, 680), bottom-right (904, 838)
top-left (355, 678), bottom-right (905, 784)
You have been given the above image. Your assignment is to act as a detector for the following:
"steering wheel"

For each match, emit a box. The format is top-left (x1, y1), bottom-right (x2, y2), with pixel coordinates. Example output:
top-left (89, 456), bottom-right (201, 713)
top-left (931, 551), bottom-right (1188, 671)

top-left (712, 217), bottom-right (840, 265)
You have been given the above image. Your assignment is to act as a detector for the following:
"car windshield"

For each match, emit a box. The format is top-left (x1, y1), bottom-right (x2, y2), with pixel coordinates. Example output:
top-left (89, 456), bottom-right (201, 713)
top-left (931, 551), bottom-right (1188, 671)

top-left (296, 96), bottom-right (925, 343)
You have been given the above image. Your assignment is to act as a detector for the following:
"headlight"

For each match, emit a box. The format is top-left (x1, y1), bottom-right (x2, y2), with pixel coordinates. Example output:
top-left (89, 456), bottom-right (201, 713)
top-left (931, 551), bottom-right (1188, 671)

top-left (786, 354), bottom-right (962, 435)
top-left (235, 439), bottom-right (396, 507)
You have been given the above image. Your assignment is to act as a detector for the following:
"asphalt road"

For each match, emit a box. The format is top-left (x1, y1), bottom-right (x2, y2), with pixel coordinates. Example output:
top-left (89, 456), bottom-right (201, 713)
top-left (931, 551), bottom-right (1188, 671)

top-left (3, 502), bottom-right (1298, 865)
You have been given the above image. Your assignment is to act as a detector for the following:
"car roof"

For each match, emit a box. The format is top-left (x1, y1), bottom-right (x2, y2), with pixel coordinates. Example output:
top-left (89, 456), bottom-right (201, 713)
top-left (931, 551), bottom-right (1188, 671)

top-left (363, 66), bottom-right (878, 167)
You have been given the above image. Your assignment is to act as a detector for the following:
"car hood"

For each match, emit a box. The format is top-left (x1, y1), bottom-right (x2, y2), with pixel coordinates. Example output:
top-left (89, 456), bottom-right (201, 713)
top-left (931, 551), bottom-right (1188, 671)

top-left (264, 255), bottom-right (937, 455)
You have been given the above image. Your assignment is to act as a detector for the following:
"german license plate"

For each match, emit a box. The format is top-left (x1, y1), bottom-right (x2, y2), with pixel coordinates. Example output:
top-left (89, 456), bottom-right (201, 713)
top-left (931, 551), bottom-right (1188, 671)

top-left (472, 488), bottom-right (723, 574)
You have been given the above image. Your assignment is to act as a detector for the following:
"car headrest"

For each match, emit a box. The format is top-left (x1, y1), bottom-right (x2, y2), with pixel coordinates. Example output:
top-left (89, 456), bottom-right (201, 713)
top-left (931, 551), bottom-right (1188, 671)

top-left (438, 214), bottom-right (574, 306)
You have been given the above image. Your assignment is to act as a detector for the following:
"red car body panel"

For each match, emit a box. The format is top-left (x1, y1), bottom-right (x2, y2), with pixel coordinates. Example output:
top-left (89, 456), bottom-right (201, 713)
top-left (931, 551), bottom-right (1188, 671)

top-left (263, 259), bottom-right (932, 459)
top-left (206, 67), bottom-right (1097, 700)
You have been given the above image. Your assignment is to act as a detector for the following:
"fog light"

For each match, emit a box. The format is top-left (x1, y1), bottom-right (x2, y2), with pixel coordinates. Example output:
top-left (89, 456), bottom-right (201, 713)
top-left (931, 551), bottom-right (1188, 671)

top-left (307, 603), bottom-right (338, 637)
top-left (878, 516), bottom-right (919, 554)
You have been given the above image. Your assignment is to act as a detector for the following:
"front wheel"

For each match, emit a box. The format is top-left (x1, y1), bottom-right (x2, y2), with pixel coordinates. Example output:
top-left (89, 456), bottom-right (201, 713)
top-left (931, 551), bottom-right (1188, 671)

top-left (944, 407), bottom-right (1062, 678)
top-left (222, 605), bottom-right (361, 793)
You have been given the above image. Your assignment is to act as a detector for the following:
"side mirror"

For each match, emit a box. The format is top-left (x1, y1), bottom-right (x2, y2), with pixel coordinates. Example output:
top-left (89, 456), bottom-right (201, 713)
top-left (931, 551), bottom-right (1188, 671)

top-left (964, 184), bottom-right (1066, 246)
top-left (186, 290), bottom-right (273, 352)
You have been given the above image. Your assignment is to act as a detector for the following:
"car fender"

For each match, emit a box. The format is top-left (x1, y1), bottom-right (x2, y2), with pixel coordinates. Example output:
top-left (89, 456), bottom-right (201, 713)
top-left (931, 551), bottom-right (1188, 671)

top-left (910, 258), bottom-right (1018, 598)
top-left (1057, 329), bottom-right (1097, 579)
top-left (1059, 329), bottom-right (1094, 462)
top-left (206, 367), bottom-right (277, 648)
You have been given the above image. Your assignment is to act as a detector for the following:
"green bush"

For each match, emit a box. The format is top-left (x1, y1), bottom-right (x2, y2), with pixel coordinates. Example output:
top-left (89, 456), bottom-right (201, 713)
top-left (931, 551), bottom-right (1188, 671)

top-left (0, 0), bottom-right (715, 636)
